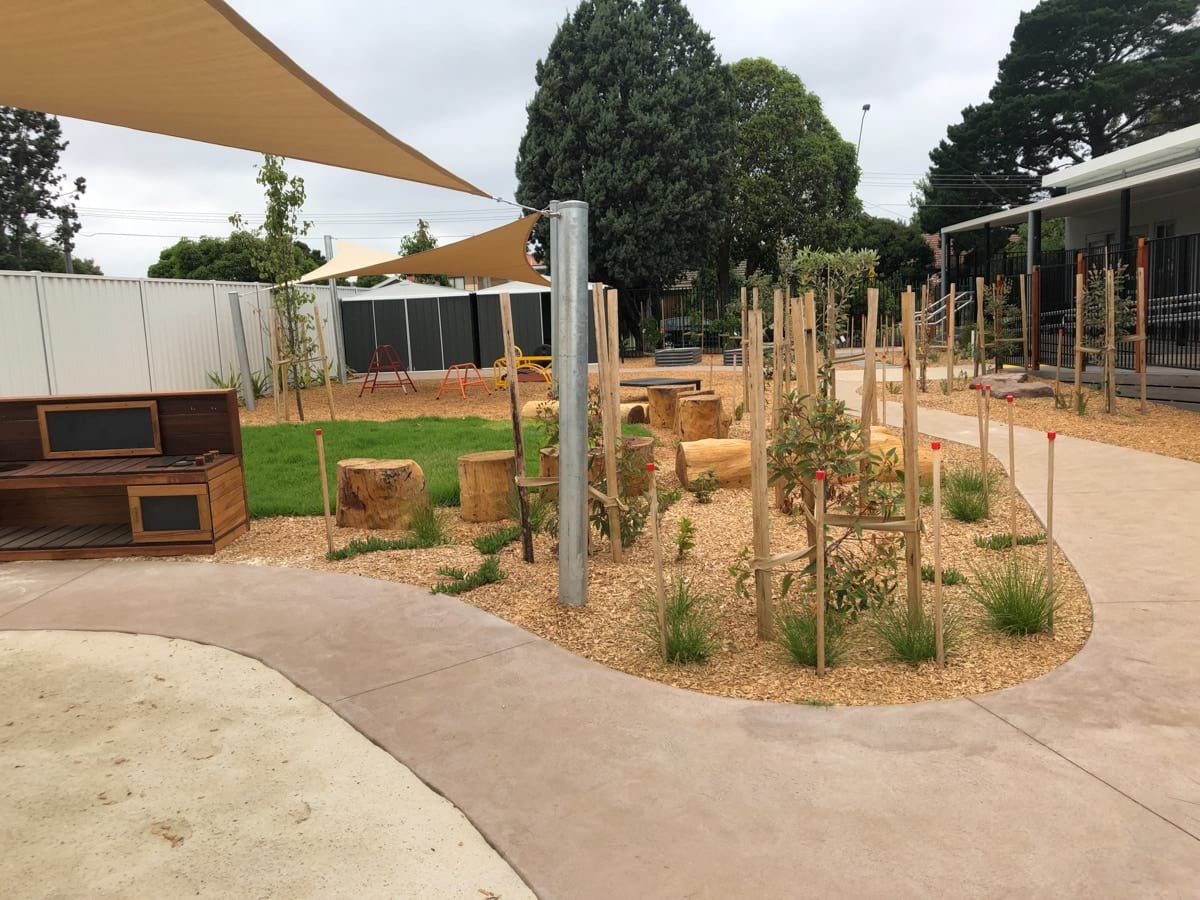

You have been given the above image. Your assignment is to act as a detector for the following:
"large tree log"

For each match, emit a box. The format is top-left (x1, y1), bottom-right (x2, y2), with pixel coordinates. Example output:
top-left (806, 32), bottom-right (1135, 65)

top-left (676, 394), bottom-right (724, 441)
top-left (646, 384), bottom-right (694, 430)
top-left (335, 458), bottom-right (428, 529)
top-left (458, 450), bottom-right (517, 522)
top-left (521, 399), bottom-right (647, 424)
top-left (675, 438), bottom-right (751, 490)
top-left (834, 426), bottom-right (934, 485)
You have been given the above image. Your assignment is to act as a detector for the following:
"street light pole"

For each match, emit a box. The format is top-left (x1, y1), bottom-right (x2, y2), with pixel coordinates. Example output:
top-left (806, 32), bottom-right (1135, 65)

top-left (855, 103), bottom-right (871, 162)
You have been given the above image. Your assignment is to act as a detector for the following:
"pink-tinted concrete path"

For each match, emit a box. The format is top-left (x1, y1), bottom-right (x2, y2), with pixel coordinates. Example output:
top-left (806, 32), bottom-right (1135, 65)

top-left (3, 393), bottom-right (1199, 898)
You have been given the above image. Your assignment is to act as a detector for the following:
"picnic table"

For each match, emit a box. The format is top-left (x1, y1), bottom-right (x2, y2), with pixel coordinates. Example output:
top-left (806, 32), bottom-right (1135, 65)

top-left (618, 375), bottom-right (702, 391)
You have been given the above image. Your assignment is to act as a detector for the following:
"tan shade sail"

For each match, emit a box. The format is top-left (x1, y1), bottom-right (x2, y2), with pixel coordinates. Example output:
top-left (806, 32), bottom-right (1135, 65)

top-left (0, 0), bottom-right (485, 196)
top-left (300, 242), bottom-right (402, 284)
top-left (301, 214), bottom-right (548, 286)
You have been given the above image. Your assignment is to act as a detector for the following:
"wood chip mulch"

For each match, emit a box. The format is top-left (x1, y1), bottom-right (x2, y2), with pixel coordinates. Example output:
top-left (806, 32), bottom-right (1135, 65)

top-left (873, 376), bottom-right (1200, 465)
top-left (216, 395), bottom-right (1092, 706)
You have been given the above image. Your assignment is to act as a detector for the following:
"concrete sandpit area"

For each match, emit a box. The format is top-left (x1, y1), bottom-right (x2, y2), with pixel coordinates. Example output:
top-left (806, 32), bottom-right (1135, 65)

top-left (0, 630), bottom-right (532, 899)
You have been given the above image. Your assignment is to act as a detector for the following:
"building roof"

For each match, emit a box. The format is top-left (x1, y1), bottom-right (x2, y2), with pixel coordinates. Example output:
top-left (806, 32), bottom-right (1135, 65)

top-left (941, 156), bottom-right (1200, 235)
top-left (1042, 124), bottom-right (1200, 192)
top-left (343, 279), bottom-right (469, 301)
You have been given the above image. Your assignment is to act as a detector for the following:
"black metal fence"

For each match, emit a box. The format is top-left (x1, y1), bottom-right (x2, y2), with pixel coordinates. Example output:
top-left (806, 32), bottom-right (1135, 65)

top-left (620, 270), bottom-right (921, 356)
top-left (950, 231), bottom-right (1200, 372)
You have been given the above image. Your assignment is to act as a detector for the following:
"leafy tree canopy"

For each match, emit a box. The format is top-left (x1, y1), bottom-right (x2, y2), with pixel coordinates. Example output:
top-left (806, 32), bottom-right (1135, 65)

top-left (846, 214), bottom-right (934, 287)
top-left (147, 230), bottom-right (322, 282)
top-left (356, 218), bottom-right (448, 287)
top-left (915, 0), bottom-right (1200, 236)
top-left (723, 58), bottom-right (860, 287)
top-left (515, 0), bottom-right (734, 291)
top-left (7, 233), bottom-right (102, 274)
top-left (0, 106), bottom-right (88, 271)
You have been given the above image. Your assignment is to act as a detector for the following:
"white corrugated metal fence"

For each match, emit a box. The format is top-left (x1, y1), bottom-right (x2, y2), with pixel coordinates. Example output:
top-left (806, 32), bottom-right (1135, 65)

top-left (0, 270), bottom-right (361, 398)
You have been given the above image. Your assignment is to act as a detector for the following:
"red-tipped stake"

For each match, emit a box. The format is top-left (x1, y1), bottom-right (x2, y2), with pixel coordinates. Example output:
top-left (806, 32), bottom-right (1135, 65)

top-left (646, 459), bottom-right (667, 659)
top-left (1046, 432), bottom-right (1056, 636)
top-left (814, 470), bottom-right (827, 677)
top-left (931, 442), bottom-right (945, 665)
top-left (1007, 395), bottom-right (1017, 549)
top-left (314, 429), bottom-right (334, 555)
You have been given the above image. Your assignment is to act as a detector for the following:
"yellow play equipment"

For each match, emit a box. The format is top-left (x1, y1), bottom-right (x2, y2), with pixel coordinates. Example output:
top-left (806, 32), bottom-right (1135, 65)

top-left (493, 346), bottom-right (552, 388)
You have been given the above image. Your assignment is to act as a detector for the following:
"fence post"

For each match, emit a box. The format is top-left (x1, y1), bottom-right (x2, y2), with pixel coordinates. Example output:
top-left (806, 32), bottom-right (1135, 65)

top-left (323, 235), bottom-right (348, 384)
top-left (32, 272), bottom-right (56, 394)
top-left (228, 292), bottom-right (256, 411)
top-left (1030, 265), bottom-right (1041, 370)
top-left (557, 200), bottom-right (589, 607)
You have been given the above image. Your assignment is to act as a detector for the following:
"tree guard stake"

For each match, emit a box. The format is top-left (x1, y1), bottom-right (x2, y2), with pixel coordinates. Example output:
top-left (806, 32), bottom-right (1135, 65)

top-left (931, 441), bottom-right (944, 666)
top-left (1046, 431), bottom-right (1056, 637)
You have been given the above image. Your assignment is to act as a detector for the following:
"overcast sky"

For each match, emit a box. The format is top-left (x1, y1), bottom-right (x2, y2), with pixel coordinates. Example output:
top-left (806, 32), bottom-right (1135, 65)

top-left (60, 0), bottom-right (1037, 276)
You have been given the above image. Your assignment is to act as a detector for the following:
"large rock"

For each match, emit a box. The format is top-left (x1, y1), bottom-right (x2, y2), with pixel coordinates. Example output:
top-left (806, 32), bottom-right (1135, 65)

top-left (973, 371), bottom-right (1053, 399)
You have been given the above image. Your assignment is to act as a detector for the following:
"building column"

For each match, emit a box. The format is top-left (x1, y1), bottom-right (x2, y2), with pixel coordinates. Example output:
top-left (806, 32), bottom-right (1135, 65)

top-left (1118, 187), bottom-right (1131, 254)
top-left (1027, 210), bottom-right (1041, 274)
top-left (984, 224), bottom-right (992, 281)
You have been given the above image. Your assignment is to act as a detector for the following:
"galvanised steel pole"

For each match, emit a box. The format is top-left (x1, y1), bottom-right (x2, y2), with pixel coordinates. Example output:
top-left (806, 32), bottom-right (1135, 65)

top-left (323, 235), bottom-right (348, 384)
top-left (549, 199), bottom-right (560, 395)
top-left (556, 200), bottom-right (589, 606)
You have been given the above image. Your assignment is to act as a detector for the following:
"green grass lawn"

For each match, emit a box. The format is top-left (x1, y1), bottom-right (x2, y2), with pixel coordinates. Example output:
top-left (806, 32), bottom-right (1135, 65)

top-left (242, 416), bottom-right (648, 518)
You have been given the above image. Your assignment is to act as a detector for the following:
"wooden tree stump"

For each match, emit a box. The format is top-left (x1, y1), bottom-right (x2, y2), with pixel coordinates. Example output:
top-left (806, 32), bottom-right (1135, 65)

top-left (676, 394), bottom-right (724, 441)
top-left (646, 385), bottom-right (694, 430)
top-left (458, 450), bottom-right (518, 522)
top-left (537, 446), bottom-right (603, 501)
top-left (675, 439), bottom-right (751, 489)
top-left (523, 399), bottom-right (646, 423)
top-left (335, 458), bottom-right (428, 529)
top-left (620, 435), bottom-right (655, 496)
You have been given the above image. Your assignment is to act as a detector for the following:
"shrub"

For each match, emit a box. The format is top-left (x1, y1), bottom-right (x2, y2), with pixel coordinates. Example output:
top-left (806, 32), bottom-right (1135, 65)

top-left (433, 556), bottom-right (505, 595)
top-left (942, 465), bottom-right (997, 522)
top-left (410, 502), bottom-right (451, 546)
top-left (777, 607), bottom-right (847, 668)
top-left (921, 563), bottom-right (966, 585)
top-left (973, 532), bottom-right (1045, 551)
top-left (326, 502), bottom-right (449, 561)
top-left (326, 535), bottom-right (426, 561)
top-left (734, 402), bottom-right (745, 421)
top-left (658, 487), bottom-right (683, 513)
top-left (642, 577), bottom-right (717, 664)
top-left (473, 525), bottom-right (521, 555)
top-left (969, 557), bottom-right (1058, 635)
top-left (673, 517), bottom-right (696, 560)
top-left (690, 468), bottom-right (719, 503)
top-left (871, 604), bottom-right (958, 665)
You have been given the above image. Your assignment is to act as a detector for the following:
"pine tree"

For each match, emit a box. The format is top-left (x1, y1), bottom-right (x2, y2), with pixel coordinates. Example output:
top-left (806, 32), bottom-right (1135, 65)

top-left (515, 0), bottom-right (734, 291)
top-left (0, 106), bottom-right (87, 270)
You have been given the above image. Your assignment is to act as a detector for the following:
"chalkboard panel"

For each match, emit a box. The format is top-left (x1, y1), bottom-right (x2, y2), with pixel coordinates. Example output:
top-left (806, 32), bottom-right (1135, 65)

top-left (38, 401), bottom-right (161, 458)
top-left (140, 494), bottom-right (201, 532)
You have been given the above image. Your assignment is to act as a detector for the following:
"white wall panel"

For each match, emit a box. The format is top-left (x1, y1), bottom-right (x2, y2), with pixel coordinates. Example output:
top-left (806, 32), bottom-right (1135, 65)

top-left (143, 279), bottom-right (224, 390)
top-left (40, 274), bottom-right (151, 393)
top-left (0, 273), bottom-right (50, 396)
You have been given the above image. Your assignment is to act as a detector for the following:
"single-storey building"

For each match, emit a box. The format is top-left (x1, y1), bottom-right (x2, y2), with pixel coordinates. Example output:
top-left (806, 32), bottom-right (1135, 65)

top-left (939, 124), bottom-right (1200, 371)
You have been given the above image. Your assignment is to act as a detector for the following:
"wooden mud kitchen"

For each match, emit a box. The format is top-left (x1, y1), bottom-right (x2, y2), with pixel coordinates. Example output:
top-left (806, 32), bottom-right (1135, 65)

top-left (0, 390), bottom-right (248, 560)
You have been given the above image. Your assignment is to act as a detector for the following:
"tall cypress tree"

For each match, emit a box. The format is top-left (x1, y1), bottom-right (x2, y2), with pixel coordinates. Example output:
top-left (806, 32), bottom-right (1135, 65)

top-left (515, 0), bottom-right (734, 291)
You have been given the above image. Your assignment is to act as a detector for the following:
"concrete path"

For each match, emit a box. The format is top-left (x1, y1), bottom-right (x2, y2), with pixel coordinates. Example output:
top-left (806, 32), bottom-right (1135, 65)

top-left (3, 385), bottom-right (1199, 898)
